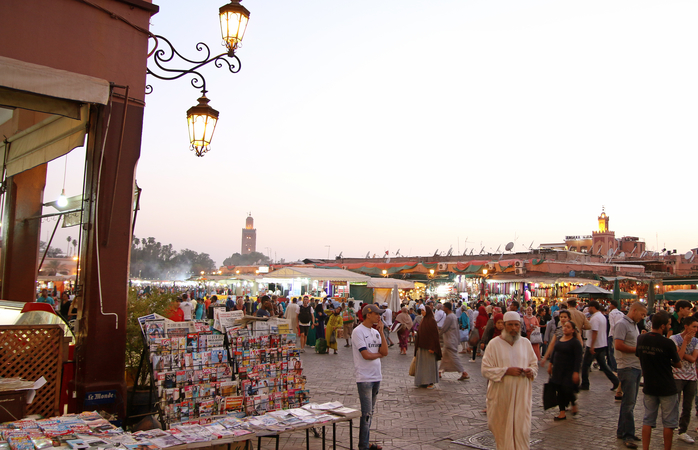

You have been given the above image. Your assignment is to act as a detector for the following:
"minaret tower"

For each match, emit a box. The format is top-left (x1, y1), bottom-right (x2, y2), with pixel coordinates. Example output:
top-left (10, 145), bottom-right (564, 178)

top-left (241, 213), bottom-right (256, 254)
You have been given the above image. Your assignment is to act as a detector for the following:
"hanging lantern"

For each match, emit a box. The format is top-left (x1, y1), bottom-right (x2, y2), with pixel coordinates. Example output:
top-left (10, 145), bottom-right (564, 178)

top-left (186, 94), bottom-right (219, 157)
top-left (219, 0), bottom-right (250, 55)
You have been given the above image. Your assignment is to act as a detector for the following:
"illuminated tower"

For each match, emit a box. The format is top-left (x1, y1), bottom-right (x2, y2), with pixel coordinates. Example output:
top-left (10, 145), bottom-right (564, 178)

top-left (598, 207), bottom-right (609, 232)
top-left (241, 213), bottom-right (256, 255)
top-left (591, 206), bottom-right (617, 255)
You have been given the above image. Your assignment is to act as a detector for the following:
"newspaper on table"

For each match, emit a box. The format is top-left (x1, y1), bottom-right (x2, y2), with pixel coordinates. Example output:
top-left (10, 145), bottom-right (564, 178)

top-left (302, 401), bottom-right (343, 411)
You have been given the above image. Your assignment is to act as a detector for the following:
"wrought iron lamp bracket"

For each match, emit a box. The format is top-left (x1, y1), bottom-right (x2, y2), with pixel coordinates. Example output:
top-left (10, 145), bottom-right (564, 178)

top-left (145, 34), bottom-right (241, 95)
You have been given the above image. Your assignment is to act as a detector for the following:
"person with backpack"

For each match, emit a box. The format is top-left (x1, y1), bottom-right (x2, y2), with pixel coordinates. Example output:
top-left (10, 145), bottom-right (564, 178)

top-left (298, 296), bottom-right (316, 353)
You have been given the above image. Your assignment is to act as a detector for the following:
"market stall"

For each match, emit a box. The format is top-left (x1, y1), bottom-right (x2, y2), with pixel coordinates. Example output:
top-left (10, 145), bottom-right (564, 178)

top-left (263, 267), bottom-right (370, 298)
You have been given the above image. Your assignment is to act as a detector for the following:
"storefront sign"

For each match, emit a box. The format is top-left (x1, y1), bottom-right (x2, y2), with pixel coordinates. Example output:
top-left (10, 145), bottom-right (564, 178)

top-left (84, 390), bottom-right (117, 406)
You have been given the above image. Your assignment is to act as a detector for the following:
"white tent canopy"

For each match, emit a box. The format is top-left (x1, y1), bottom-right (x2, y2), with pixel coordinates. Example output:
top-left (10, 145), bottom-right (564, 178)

top-left (568, 284), bottom-right (612, 295)
top-left (367, 278), bottom-right (415, 289)
top-left (264, 266), bottom-right (370, 282)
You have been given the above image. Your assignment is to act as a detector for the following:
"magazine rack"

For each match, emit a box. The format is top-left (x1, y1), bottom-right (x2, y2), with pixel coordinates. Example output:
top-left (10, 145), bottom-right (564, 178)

top-left (134, 316), bottom-right (308, 430)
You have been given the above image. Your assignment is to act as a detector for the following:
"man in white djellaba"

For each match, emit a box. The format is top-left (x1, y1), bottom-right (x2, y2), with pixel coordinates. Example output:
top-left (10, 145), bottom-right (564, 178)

top-left (481, 311), bottom-right (539, 450)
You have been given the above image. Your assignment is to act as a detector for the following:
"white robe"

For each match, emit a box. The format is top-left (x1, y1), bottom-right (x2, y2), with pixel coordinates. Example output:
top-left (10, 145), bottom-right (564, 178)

top-left (481, 336), bottom-right (538, 450)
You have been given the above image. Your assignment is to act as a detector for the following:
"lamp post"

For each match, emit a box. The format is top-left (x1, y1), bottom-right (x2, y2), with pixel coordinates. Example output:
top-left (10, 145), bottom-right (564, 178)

top-left (147, 0), bottom-right (250, 156)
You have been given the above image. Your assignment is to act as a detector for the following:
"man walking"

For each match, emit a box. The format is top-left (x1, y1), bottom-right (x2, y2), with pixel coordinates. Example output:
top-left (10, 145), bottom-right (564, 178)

top-left (614, 302), bottom-right (647, 449)
top-left (381, 303), bottom-right (394, 347)
top-left (566, 299), bottom-right (591, 335)
top-left (607, 300), bottom-right (624, 373)
top-left (352, 304), bottom-right (388, 450)
top-left (580, 301), bottom-right (619, 391)
top-left (636, 311), bottom-right (682, 450)
top-left (481, 311), bottom-right (538, 450)
top-left (670, 315), bottom-right (698, 444)
top-left (285, 297), bottom-right (300, 336)
top-left (434, 303), bottom-right (446, 329)
top-left (297, 296), bottom-right (315, 352)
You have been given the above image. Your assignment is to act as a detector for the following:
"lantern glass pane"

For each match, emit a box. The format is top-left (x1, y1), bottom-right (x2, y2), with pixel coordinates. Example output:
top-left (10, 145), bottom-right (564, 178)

top-left (220, 11), bottom-right (248, 51)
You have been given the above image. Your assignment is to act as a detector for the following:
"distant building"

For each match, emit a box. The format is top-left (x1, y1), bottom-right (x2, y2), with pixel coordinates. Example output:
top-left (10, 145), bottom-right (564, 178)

top-left (591, 207), bottom-right (618, 256)
top-left (241, 213), bottom-right (256, 254)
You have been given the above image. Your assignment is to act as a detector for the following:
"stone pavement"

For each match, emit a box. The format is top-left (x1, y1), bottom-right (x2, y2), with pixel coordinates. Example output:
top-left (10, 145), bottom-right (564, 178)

top-left (270, 342), bottom-right (698, 450)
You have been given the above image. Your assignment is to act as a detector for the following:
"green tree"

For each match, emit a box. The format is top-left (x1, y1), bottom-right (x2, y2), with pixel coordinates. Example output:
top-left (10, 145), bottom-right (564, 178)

top-left (222, 251), bottom-right (270, 266)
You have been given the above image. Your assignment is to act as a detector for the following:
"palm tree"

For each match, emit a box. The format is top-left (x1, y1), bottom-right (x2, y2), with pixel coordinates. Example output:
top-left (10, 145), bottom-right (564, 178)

top-left (44, 260), bottom-right (65, 276)
top-left (72, 239), bottom-right (77, 256)
top-left (66, 236), bottom-right (72, 256)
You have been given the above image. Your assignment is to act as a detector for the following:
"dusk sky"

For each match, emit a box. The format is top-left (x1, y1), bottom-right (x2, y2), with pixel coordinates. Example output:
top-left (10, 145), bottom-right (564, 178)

top-left (43, 0), bottom-right (698, 268)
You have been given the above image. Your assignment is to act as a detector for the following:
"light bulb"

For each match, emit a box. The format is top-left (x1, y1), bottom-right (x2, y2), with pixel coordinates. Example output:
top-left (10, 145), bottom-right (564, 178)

top-left (56, 189), bottom-right (68, 208)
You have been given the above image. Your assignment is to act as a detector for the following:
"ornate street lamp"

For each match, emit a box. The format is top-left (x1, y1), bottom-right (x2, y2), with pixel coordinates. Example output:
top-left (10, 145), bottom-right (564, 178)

top-left (186, 94), bottom-right (219, 157)
top-left (147, 1), bottom-right (250, 157)
top-left (219, 0), bottom-right (250, 55)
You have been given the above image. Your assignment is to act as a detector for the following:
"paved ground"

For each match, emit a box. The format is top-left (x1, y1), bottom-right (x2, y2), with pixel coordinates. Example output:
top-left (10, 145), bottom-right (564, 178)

top-left (269, 342), bottom-right (698, 450)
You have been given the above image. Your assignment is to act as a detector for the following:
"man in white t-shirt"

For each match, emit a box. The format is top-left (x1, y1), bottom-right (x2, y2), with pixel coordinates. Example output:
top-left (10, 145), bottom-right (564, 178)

top-left (179, 293), bottom-right (193, 321)
top-left (434, 303), bottom-right (446, 328)
top-left (580, 301), bottom-right (619, 391)
top-left (381, 303), bottom-right (394, 347)
top-left (606, 300), bottom-right (624, 372)
top-left (352, 303), bottom-right (388, 450)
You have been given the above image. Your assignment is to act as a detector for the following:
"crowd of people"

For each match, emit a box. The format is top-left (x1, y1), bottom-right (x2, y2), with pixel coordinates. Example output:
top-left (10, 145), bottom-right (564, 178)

top-left (344, 294), bottom-right (698, 450)
top-left (40, 285), bottom-right (697, 450)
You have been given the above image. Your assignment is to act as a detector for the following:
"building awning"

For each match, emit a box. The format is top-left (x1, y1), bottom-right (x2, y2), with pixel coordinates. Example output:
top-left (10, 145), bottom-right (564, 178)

top-left (0, 56), bottom-right (110, 118)
top-left (2, 104), bottom-right (89, 177)
top-left (0, 56), bottom-right (111, 177)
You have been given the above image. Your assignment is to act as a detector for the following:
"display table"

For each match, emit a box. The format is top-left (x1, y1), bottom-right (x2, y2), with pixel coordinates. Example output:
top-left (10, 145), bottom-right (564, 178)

top-left (0, 406), bottom-right (361, 450)
top-left (253, 410), bottom-right (361, 450)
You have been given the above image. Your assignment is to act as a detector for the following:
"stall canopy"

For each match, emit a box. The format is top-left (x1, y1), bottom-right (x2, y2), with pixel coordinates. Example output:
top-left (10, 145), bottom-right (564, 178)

top-left (568, 284), bottom-right (612, 296)
top-left (662, 279), bottom-right (698, 286)
top-left (367, 278), bottom-right (415, 289)
top-left (264, 267), bottom-right (370, 282)
top-left (656, 290), bottom-right (698, 301)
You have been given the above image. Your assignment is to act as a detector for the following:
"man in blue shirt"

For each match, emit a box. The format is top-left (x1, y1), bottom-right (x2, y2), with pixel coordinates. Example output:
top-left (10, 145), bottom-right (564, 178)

top-left (37, 289), bottom-right (55, 306)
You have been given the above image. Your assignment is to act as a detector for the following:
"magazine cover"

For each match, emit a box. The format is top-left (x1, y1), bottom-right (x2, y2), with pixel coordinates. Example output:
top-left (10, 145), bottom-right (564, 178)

top-left (209, 349), bottom-right (225, 366)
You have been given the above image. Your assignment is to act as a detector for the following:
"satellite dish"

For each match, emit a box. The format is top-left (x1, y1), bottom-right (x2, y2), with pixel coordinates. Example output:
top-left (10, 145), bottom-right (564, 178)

top-left (685, 251), bottom-right (693, 260)
top-left (338, 252), bottom-right (343, 258)
top-left (619, 252), bottom-right (625, 258)
top-left (505, 242), bottom-right (514, 252)
top-left (365, 251), bottom-right (370, 258)
top-left (433, 249), bottom-right (440, 257)
top-left (607, 249), bottom-right (614, 257)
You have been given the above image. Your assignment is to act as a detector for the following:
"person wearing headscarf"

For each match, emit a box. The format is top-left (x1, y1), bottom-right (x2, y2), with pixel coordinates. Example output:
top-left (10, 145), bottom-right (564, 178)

top-left (482, 313), bottom-right (505, 346)
top-left (395, 306), bottom-right (414, 355)
top-left (414, 306), bottom-right (442, 389)
top-left (439, 302), bottom-right (470, 380)
top-left (523, 306), bottom-right (542, 361)
top-left (472, 306), bottom-right (489, 362)
top-left (325, 306), bottom-right (344, 355)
